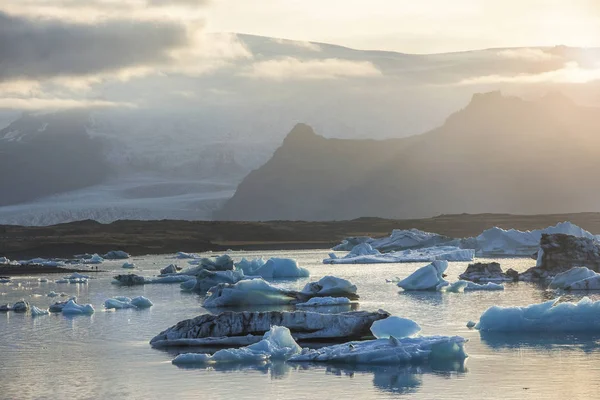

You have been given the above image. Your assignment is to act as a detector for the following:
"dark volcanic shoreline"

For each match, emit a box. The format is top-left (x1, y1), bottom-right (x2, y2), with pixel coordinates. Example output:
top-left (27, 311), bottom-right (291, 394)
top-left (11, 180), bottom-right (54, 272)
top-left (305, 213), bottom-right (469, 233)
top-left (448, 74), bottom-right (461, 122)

top-left (3, 213), bottom-right (600, 259)
top-left (0, 265), bottom-right (105, 276)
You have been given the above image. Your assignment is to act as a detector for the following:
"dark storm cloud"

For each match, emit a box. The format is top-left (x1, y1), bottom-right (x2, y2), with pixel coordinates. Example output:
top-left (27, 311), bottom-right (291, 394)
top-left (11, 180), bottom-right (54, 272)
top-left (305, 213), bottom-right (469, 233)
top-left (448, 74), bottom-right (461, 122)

top-left (0, 11), bottom-right (189, 81)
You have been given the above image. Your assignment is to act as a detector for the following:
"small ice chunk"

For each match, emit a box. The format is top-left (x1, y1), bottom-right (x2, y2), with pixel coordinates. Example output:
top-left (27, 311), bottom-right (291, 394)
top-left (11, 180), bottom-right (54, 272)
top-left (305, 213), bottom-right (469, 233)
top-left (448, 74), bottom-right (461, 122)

top-left (295, 297), bottom-right (352, 307)
top-left (83, 254), bottom-right (104, 264)
top-left (180, 278), bottom-right (197, 291)
top-left (13, 300), bottom-right (30, 313)
top-left (104, 298), bottom-right (137, 309)
top-left (103, 250), bottom-right (130, 259)
top-left (466, 321), bottom-right (476, 329)
top-left (31, 306), bottom-right (49, 317)
top-left (160, 264), bottom-right (178, 275)
top-left (130, 296), bottom-right (153, 308)
top-left (370, 316), bottom-right (422, 339)
top-left (61, 299), bottom-right (94, 315)
top-left (122, 262), bottom-right (135, 269)
top-left (397, 261), bottom-right (448, 291)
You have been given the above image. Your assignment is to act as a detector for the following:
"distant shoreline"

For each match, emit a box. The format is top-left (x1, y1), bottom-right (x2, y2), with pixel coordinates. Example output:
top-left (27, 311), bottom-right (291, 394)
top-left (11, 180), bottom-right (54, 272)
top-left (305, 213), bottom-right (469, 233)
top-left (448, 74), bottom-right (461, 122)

top-left (3, 212), bottom-right (600, 260)
top-left (0, 265), bottom-right (105, 276)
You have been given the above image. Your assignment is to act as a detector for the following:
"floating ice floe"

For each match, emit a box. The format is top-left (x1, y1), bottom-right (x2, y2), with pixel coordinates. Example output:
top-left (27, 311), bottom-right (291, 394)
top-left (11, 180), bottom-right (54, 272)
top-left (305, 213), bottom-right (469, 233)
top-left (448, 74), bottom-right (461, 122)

top-left (13, 300), bottom-right (30, 313)
top-left (548, 267), bottom-right (599, 290)
top-left (104, 296), bottom-right (153, 310)
top-left (235, 258), bottom-right (309, 279)
top-left (31, 306), bottom-right (49, 317)
top-left (333, 229), bottom-right (457, 252)
top-left (113, 274), bottom-right (194, 285)
top-left (0, 256), bottom-right (10, 264)
top-left (204, 279), bottom-right (297, 307)
top-left (47, 291), bottom-right (64, 297)
top-left (475, 297), bottom-right (600, 332)
top-left (150, 310), bottom-right (390, 348)
top-left (458, 262), bottom-right (516, 283)
top-left (397, 261), bottom-right (449, 291)
top-left (175, 252), bottom-right (200, 259)
top-left (103, 250), bottom-right (130, 260)
top-left (289, 335), bottom-right (468, 365)
top-left (172, 326), bottom-right (302, 365)
top-left (0, 277), bottom-right (11, 283)
top-left (18, 258), bottom-right (64, 267)
top-left (61, 299), bottom-right (95, 315)
top-left (443, 281), bottom-right (504, 293)
top-left (301, 276), bottom-right (359, 299)
top-left (160, 264), bottom-right (178, 275)
top-left (474, 221), bottom-right (600, 257)
top-left (180, 279), bottom-right (197, 291)
top-left (324, 243), bottom-right (474, 264)
top-left (82, 254), bottom-right (104, 264)
top-left (56, 273), bottom-right (89, 284)
top-left (295, 297), bottom-right (353, 308)
top-left (38, 278), bottom-right (49, 283)
top-left (186, 255), bottom-right (234, 271)
top-left (191, 270), bottom-right (245, 293)
top-left (370, 316), bottom-right (421, 339)
top-left (122, 262), bottom-right (135, 269)
top-left (0, 304), bottom-right (11, 312)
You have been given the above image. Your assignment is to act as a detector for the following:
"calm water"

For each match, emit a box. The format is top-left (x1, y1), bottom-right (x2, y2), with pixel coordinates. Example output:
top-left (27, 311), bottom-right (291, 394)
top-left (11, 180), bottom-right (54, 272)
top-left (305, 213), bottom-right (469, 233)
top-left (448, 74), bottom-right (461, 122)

top-left (2, 250), bottom-right (600, 400)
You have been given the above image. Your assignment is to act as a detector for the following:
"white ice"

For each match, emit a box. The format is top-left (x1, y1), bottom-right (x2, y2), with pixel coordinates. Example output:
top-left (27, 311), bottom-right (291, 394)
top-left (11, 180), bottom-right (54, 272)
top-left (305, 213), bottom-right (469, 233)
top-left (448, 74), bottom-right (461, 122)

top-left (289, 335), bottom-right (468, 365)
top-left (324, 243), bottom-right (473, 264)
top-left (295, 297), bottom-right (352, 307)
top-left (476, 297), bottom-right (600, 332)
top-left (105, 296), bottom-right (153, 309)
top-left (235, 257), bottom-right (309, 279)
top-left (475, 221), bottom-right (600, 257)
top-left (370, 316), bottom-right (421, 339)
top-left (397, 261), bottom-right (449, 291)
top-left (172, 326), bottom-right (301, 365)
top-left (301, 276), bottom-right (358, 298)
top-left (61, 299), bottom-right (95, 315)
top-left (549, 267), bottom-right (599, 290)
top-left (443, 280), bottom-right (504, 292)
top-left (31, 306), bottom-right (49, 317)
top-left (83, 254), bottom-right (104, 264)
top-left (122, 262), bottom-right (135, 269)
top-left (203, 279), bottom-right (296, 308)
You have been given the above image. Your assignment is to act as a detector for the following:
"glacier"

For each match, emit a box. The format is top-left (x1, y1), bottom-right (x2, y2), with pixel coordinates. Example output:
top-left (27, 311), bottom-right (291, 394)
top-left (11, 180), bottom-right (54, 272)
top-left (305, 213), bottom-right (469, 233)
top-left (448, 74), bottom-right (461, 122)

top-left (475, 297), bottom-right (600, 332)
top-left (289, 335), bottom-right (468, 365)
top-left (324, 243), bottom-right (474, 264)
top-left (172, 326), bottom-right (302, 365)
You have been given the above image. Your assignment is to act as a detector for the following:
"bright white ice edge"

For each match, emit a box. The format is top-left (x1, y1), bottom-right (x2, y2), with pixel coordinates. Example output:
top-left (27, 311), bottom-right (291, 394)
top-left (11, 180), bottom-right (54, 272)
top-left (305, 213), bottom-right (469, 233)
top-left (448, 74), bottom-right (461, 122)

top-left (475, 297), bottom-right (600, 332)
top-left (324, 243), bottom-right (474, 264)
top-left (295, 297), bottom-right (352, 307)
top-left (397, 261), bottom-right (504, 292)
top-left (331, 222), bottom-right (600, 259)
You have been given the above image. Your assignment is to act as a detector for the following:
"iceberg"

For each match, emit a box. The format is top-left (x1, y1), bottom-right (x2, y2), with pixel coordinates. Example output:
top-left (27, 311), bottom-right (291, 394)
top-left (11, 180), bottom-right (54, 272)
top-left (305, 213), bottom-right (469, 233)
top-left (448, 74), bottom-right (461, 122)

top-left (192, 269), bottom-right (245, 293)
top-left (301, 276), bottom-right (359, 299)
top-left (105, 296), bottom-right (153, 309)
top-left (47, 291), bottom-right (61, 297)
top-left (0, 256), bottom-right (9, 264)
top-left (31, 306), bottom-right (49, 317)
top-left (122, 262), bottom-right (135, 269)
top-left (103, 250), bottom-right (130, 260)
top-left (464, 282), bottom-right (504, 291)
top-left (113, 274), bottom-right (194, 285)
top-left (474, 221), bottom-right (599, 257)
top-left (160, 264), bottom-right (178, 275)
top-left (333, 229), bottom-right (456, 253)
top-left (563, 275), bottom-right (600, 290)
top-left (203, 279), bottom-right (298, 308)
top-left (175, 252), bottom-right (200, 259)
top-left (0, 304), bottom-right (11, 312)
top-left (549, 267), bottom-right (599, 289)
top-left (475, 297), bottom-right (600, 332)
top-left (12, 300), bottom-right (30, 313)
top-left (186, 255), bottom-right (234, 271)
top-left (0, 278), bottom-right (11, 283)
top-left (295, 297), bottom-right (352, 307)
top-left (458, 262), bottom-right (516, 283)
top-left (172, 326), bottom-right (301, 365)
top-left (370, 316), bottom-right (421, 339)
top-left (235, 258), bottom-right (309, 279)
top-left (397, 261), bottom-right (449, 291)
top-left (18, 258), bottom-right (64, 267)
top-left (82, 254), bottom-right (104, 264)
top-left (324, 244), bottom-right (474, 264)
top-left (150, 310), bottom-right (390, 348)
top-left (289, 335), bottom-right (468, 365)
top-left (61, 299), bottom-right (95, 315)
top-left (180, 278), bottom-right (197, 291)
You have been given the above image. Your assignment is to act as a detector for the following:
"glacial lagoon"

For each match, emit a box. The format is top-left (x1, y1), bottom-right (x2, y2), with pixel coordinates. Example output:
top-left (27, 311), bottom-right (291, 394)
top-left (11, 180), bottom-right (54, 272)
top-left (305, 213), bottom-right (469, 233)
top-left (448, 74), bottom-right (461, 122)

top-left (2, 250), bottom-right (600, 399)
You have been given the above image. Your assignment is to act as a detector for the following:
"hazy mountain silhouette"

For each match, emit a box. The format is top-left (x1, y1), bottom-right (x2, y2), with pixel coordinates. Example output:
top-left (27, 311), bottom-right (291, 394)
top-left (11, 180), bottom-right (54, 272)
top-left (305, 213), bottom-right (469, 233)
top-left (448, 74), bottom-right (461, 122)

top-left (216, 92), bottom-right (600, 221)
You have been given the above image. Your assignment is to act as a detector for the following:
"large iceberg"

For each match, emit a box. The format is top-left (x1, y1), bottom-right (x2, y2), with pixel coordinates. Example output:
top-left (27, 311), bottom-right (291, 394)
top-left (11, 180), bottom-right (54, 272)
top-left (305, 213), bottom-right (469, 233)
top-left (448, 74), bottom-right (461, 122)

top-left (324, 243), bottom-right (473, 264)
top-left (150, 310), bottom-right (390, 348)
top-left (475, 297), bottom-right (600, 332)
top-left (397, 261), bottom-right (449, 291)
top-left (333, 229), bottom-right (456, 252)
top-left (289, 335), bottom-right (468, 365)
top-left (370, 316), bottom-right (421, 339)
top-left (475, 222), bottom-right (600, 257)
top-left (235, 258), bottom-right (309, 279)
top-left (172, 326), bottom-right (301, 365)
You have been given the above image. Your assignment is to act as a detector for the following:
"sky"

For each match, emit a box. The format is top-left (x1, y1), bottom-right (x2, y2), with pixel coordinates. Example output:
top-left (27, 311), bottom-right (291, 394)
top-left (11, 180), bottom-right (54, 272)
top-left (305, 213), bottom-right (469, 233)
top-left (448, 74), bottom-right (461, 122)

top-left (204, 0), bottom-right (600, 53)
top-left (1, 0), bottom-right (600, 111)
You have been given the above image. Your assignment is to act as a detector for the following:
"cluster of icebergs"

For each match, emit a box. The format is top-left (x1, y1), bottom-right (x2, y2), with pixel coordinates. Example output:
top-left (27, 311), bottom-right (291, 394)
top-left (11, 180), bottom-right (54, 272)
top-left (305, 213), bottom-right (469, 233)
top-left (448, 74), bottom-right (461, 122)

top-left (328, 222), bottom-right (600, 263)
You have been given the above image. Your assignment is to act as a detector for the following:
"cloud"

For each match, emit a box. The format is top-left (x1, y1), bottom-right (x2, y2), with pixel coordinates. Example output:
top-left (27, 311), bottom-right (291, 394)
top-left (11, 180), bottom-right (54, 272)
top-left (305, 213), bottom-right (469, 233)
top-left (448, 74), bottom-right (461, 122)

top-left (496, 48), bottom-right (558, 62)
top-left (0, 12), bottom-right (188, 82)
top-left (0, 97), bottom-right (135, 110)
top-left (458, 62), bottom-right (600, 85)
top-left (242, 57), bottom-right (382, 81)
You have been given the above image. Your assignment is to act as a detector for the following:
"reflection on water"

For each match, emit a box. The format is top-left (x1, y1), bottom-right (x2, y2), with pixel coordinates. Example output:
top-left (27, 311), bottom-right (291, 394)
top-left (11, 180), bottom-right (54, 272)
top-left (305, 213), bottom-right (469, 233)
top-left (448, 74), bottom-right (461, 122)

top-left (480, 331), bottom-right (600, 353)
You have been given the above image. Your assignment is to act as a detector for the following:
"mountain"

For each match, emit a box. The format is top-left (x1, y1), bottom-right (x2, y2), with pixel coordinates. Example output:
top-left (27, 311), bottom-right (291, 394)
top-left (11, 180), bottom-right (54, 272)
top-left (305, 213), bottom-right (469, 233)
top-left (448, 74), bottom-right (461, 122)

top-left (215, 92), bottom-right (600, 221)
